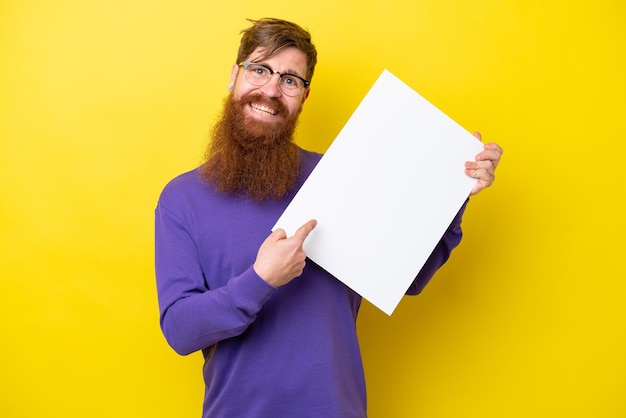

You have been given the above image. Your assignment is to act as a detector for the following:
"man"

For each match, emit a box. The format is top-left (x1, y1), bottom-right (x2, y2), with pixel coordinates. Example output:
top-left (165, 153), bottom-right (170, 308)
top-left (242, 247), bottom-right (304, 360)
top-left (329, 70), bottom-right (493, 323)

top-left (155, 18), bottom-right (503, 418)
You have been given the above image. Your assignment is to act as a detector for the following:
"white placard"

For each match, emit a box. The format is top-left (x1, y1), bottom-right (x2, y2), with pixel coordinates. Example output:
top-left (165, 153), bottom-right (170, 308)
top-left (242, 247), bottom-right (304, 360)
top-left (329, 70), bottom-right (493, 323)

top-left (274, 69), bottom-right (482, 315)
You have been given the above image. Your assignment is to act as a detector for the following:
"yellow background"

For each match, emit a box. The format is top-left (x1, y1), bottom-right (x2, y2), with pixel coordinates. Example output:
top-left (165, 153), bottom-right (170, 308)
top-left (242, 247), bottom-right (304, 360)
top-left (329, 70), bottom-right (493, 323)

top-left (1, 1), bottom-right (624, 417)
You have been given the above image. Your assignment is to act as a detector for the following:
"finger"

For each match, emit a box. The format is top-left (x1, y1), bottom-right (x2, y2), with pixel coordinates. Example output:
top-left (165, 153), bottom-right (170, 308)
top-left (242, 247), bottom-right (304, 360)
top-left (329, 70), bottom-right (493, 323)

top-left (293, 219), bottom-right (317, 242)
top-left (484, 142), bottom-right (503, 154)
top-left (476, 149), bottom-right (499, 160)
top-left (465, 166), bottom-right (481, 179)
top-left (477, 143), bottom-right (503, 163)
top-left (475, 149), bottom-right (501, 166)
top-left (474, 157), bottom-right (496, 171)
top-left (466, 164), bottom-right (494, 182)
top-left (473, 131), bottom-right (482, 142)
top-left (466, 160), bottom-right (493, 173)
top-left (269, 228), bottom-right (287, 242)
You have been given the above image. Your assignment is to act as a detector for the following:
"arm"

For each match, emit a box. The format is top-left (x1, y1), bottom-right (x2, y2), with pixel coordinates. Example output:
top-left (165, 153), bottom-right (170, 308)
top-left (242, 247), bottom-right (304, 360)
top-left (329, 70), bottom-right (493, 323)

top-left (155, 204), bottom-right (316, 356)
top-left (405, 200), bottom-right (466, 295)
top-left (407, 132), bottom-right (503, 294)
top-left (155, 205), bottom-right (276, 355)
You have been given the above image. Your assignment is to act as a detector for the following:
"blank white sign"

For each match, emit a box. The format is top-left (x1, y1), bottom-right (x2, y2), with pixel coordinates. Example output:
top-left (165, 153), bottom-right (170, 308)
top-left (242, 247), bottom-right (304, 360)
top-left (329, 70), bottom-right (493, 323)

top-left (274, 69), bottom-right (483, 315)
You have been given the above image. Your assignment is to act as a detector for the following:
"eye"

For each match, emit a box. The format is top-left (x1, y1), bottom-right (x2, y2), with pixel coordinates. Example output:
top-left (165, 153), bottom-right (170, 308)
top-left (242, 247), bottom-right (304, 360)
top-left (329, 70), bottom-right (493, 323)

top-left (281, 75), bottom-right (300, 88)
top-left (250, 65), bottom-right (268, 77)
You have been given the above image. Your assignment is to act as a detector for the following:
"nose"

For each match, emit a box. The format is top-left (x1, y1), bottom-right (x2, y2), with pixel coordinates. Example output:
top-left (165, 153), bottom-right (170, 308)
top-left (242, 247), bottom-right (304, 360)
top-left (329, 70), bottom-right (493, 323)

top-left (258, 73), bottom-right (283, 97)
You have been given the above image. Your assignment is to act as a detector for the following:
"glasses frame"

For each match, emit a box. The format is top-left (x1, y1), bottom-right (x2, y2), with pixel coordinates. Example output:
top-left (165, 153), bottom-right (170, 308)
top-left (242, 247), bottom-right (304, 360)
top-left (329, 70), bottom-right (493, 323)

top-left (239, 62), bottom-right (310, 96)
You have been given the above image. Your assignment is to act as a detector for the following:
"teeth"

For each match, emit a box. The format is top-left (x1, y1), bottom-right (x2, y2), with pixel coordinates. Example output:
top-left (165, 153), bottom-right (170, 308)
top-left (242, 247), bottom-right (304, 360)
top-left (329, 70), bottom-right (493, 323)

top-left (251, 103), bottom-right (277, 115)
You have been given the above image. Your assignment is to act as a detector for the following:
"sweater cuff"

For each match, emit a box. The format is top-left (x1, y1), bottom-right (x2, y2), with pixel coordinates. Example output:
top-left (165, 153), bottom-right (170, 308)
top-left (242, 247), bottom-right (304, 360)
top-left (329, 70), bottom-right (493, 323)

top-left (228, 266), bottom-right (277, 313)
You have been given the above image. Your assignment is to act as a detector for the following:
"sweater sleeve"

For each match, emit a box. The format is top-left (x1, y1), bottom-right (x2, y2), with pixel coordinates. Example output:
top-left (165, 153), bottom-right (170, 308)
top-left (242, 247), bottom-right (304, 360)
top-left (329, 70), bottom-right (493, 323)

top-left (155, 203), bottom-right (276, 356)
top-left (405, 200), bottom-right (468, 295)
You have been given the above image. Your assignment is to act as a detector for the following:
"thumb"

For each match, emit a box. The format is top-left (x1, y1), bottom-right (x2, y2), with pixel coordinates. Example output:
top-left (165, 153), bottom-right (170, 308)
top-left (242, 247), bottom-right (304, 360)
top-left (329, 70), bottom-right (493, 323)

top-left (269, 228), bottom-right (287, 242)
top-left (293, 219), bottom-right (317, 242)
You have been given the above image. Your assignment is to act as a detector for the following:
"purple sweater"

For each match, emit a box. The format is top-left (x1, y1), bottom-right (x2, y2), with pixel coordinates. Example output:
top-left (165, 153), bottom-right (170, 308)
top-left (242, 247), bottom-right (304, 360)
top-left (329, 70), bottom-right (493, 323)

top-left (155, 148), bottom-right (465, 418)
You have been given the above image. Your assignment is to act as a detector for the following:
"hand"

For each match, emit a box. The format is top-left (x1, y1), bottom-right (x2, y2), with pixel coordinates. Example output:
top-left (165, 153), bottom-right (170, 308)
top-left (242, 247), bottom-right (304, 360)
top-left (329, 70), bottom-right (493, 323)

top-left (253, 219), bottom-right (318, 287)
top-left (465, 132), bottom-right (503, 196)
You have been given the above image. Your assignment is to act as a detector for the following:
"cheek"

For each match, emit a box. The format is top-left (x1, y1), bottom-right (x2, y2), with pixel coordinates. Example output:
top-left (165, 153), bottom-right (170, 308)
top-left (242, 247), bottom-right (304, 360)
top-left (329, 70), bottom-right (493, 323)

top-left (286, 99), bottom-right (304, 116)
top-left (232, 74), bottom-right (256, 98)
top-left (232, 85), bottom-right (251, 101)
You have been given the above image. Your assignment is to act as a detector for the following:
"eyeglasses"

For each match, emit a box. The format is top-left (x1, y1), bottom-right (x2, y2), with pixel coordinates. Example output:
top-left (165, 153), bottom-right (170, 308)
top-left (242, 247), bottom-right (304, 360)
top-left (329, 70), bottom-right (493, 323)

top-left (239, 62), bottom-right (310, 97)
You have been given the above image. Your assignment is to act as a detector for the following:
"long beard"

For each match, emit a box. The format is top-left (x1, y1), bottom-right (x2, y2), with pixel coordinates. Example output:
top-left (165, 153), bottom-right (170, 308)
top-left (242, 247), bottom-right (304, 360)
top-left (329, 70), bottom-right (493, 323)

top-left (200, 92), bottom-right (301, 201)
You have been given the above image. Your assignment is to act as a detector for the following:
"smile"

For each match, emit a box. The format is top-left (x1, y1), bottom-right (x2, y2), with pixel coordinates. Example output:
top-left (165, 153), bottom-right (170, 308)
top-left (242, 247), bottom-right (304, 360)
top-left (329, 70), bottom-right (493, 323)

top-left (250, 102), bottom-right (278, 116)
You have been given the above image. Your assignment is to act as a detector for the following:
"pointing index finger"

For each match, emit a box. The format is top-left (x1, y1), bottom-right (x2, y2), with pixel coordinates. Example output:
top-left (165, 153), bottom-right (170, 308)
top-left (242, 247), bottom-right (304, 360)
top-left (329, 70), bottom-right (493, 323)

top-left (293, 219), bottom-right (317, 242)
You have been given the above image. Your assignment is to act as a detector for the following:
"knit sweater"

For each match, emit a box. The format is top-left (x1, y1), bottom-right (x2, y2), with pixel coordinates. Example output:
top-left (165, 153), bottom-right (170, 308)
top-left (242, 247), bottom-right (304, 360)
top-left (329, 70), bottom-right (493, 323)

top-left (155, 148), bottom-right (465, 418)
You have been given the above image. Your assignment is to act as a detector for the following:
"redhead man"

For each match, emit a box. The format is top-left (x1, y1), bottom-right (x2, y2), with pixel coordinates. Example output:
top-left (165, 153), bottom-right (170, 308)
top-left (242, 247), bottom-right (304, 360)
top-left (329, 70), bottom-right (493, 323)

top-left (155, 18), bottom-right (503, 418)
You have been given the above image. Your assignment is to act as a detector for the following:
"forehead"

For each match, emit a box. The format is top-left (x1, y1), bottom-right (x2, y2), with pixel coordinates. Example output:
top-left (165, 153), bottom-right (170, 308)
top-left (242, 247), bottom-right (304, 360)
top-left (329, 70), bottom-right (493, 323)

top-left (246, 46), bottom-right (308, 76)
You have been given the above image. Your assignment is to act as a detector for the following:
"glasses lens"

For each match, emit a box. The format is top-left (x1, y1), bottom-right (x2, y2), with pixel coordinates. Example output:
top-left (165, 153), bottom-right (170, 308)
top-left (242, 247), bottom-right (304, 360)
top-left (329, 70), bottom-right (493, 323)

top-left (243, 63), bottom-right (303, 97)
top-left (279, 76), bottom-right (301, 96)
top-left (245, 64), bottom-right (269, 86)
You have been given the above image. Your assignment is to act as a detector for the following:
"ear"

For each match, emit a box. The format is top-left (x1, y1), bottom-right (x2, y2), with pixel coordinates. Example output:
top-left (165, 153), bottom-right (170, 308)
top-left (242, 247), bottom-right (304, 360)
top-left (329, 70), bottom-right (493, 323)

top-left (297, 88), bottom-right (311, 115)
top-left (229, 63), bottom-right (239, 90)
top-left (301, 87), bottom-right (310, 105)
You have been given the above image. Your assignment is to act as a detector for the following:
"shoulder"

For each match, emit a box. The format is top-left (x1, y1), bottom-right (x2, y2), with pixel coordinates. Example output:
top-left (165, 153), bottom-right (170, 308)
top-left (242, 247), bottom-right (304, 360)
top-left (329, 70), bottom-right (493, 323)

top-left (163, 166), bottom-right (203, 188)
top-left (298, 147), bottom-right (323, 175)
top-left (157, 167), bottom-right (208, 209)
